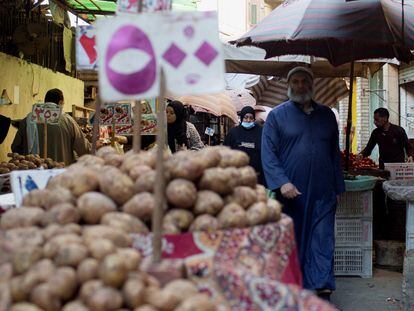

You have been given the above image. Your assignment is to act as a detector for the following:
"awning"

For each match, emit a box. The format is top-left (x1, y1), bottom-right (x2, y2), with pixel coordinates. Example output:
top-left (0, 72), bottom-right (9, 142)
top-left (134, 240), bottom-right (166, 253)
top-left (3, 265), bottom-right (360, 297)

top-left (53, 0), bottom-right (197, 22)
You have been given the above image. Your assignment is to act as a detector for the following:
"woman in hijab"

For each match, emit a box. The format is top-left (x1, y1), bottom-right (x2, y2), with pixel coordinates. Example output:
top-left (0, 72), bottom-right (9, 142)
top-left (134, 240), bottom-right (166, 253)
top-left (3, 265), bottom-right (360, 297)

top-left (224, 106), bottom-right (266, 186)
top-left (167, 100), bottom-right (189, 153)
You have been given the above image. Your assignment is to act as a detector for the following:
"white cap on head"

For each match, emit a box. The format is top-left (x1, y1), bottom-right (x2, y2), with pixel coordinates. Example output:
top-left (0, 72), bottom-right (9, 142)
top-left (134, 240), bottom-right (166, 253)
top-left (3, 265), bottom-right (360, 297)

top-left (287, 66), bottom-right (314, 82)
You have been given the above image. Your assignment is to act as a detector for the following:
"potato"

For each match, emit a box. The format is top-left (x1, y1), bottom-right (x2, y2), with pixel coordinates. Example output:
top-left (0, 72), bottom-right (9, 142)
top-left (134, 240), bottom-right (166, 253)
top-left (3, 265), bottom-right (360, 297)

top-left (48, 267), bottom-right (77, 300)
top-left (77, 154), bottom-right (106, 166)
top-left (62, 300), bottom-right (89, 311)
top-left (43, 234), bottom-right (83, 258)
top-left (6, 227), bottom-right (44, 247)
top-left (162, 223), bottom-right (181, 234)
top-left (103, 153), bottom-right (124, 167)
top-left (194, 191), bottom-right (224, 215)
top-left (116, 248), bottom-right (141, 271)
top-left (129, 165), bottom-right (152, 181)
top-left (198, 168), bottom-right (237, 195)
top-left (47, 169), bottom-right (99, 197)
top-left (43, 187), bottom-right (75, 210)
top-left (197, 147), bottom-right (221, 169)
top-left (77, 258), bottom-right (99, 283)
top-left (267, 198), bottom-right (282, 222)
top-left (10, 276), bottom-right (27, 302)
top-left (80, 279), bottom-right (104, 303)
top-left (122, 193), bottom-right (155, 222)
top-left (11, 303), bottom-right (43, 311)
top-left (97, 146), bottom-right (118, 158)
top-left (41, 203), bottom-right (80, 226)
top-left (217, 203), bottom-right (248, 229)
top-left (163, 209), bottom-right (194, 232)
top-left (83, 225), bottom-right (132, 248)
top-left (121, 154), bottom-right (144, 173)
top-left (123, 278), bottom-right (145, 309)
top-left (175, 294), bottom-right (216, 311)
top-left (1, 207), bottom-right (44, 230)
top-left (42, 224), bottom-right (81, 240)
top-left (12, 246), bottom-right (43, 274)
top-left (87, 286), bottom-right (123, 311)
top-left (239, 166), bottom-right (258, 187)
top-left (0, 282), bottom-right (11, 311)
top-left (246, 202), bottom-right (269, 226)
top-left (101, 212), bottom-right (149, 234)
top-left (0, 263), bottom-right (13, 283)
top-left (30, 283), bottom-right (61, 311)
top-left (99, 168), bottom-right (135, 205)
top-left (77, 192), bottom-right (117, 224)
top-left (143, 287), bottom-right (181, 311)
top-left (54, 243), bottom-right (88, 267)
top-left (255, 184), bottom-right (267, 202)
top-left (218, 148), bottom-right (250, 168)
top-left (163, 279), bottom-right (198, 303)
top-left (166, 179), bottom-right (197, 208)
top-left (99, 254), bottom-right (128, 288)
top-left (0, 167), bottom-right (10, 174)
top-left (86, 239), bottom-right (116, 260)
top-left (189, 214), bottom-right (219, 232)
top-left (226, 186), bottom-right (257, 209)
top-left (21, 259), bottom-right (56, 293)
top-left (134, 305), bottom-right (158, 311)
top-left (21, 189), bottom-right (50, 208)
top-left (134, 170), bottom-right (156, 193)
top-left (139, 150), bottom-right (158, 168)
top-left (167, 157), bottom-right (204, 181)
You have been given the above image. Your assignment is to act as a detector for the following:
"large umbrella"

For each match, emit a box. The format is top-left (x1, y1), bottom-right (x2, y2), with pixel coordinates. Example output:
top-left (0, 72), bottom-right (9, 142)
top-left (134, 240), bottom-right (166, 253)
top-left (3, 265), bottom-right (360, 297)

top-left (233, 0), bottom-right (414, 171)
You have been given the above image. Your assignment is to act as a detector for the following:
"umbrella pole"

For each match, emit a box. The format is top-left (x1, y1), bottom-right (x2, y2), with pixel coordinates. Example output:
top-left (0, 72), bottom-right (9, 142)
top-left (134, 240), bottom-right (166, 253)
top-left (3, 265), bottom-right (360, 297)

top-left (345, 60), bottom-right (355, 172)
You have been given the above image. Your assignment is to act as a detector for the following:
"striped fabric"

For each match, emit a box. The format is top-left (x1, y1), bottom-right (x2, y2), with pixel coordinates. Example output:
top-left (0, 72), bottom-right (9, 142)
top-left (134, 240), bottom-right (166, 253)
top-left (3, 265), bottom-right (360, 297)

top-left (250, 76), bottom-right (348, 108)
top-left (234, 0), bottom-right (414, 66)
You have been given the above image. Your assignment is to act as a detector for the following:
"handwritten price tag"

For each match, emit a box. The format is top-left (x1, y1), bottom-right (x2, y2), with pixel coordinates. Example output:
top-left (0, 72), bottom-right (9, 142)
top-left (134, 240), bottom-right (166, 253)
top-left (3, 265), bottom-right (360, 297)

top-left (31, 103), bottom-right (63, 124)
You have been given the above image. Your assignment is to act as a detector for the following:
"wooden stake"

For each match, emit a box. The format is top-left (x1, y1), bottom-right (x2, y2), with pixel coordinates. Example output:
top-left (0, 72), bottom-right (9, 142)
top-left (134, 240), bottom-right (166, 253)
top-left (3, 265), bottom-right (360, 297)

top-left (152, 70), bottom-right (167, 263)
top-left (43, 121), bottom-right (48, 159)
top-left (132, 101), bottom-right (142, 153)
top-left (91, 97), bottom-right (101, 155)
top-left (345, 60), bottom-right (355, 172)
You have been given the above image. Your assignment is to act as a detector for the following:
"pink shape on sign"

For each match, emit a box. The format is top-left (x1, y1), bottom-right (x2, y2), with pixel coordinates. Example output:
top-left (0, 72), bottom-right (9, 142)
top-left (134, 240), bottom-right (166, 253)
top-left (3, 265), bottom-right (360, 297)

top-left (106, 25), bottom-right (157, 95)
top-left (163, 43), bottom-right (186, 68)
top-left (194, 41), bottom-right (218, 66)
top-left (186, 73), bottom-right (200, 85)
top-left (184, 25), bottom-right (195, 38)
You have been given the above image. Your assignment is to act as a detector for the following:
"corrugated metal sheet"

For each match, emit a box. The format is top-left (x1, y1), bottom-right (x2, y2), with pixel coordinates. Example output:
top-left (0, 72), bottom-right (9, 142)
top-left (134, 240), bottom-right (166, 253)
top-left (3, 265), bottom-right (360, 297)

top-left (399, 63), bottom-right (414, 85)
top-left (250, 77), bottom-right (349, 108)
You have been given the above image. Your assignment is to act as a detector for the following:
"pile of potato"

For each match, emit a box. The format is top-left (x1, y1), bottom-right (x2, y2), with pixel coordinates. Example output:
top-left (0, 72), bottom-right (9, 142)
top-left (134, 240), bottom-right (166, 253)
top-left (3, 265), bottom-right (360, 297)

top-left (0, 153), bottom-right (65, 174)
top-left (0, 224), bottom-right (216, 311)
top-left (1, 146), bottom-right (281, 234)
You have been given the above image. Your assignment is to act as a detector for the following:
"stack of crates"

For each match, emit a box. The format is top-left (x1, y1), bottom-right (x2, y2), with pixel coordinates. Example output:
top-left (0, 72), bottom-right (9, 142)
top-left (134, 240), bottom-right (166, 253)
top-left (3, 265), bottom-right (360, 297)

top-left (334, 190), bottom-right (373, 278)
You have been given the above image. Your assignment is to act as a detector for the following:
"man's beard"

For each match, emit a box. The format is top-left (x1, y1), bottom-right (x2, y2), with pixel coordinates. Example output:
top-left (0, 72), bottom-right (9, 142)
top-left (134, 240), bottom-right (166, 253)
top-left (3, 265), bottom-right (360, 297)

top-left (287, 86), bottom-right (314, 104)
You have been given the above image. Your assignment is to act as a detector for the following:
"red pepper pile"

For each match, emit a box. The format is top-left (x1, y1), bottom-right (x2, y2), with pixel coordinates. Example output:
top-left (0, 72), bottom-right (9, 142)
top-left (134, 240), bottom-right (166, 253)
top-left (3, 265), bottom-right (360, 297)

top-left (341, 151), bottom-right (377, 169)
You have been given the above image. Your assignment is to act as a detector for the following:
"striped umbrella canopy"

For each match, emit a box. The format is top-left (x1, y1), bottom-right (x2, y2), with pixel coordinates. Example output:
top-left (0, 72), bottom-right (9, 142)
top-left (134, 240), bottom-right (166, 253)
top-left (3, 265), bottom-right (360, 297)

top-left (233, 0), bottom-right (414, 66)
top-left (250, 76), bottom-right (348, 108)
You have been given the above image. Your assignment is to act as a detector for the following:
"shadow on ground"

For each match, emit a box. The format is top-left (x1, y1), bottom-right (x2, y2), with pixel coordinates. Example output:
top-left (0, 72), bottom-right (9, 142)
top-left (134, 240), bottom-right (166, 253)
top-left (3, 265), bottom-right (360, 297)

top-left (331, 268), bottom-right (403, 311)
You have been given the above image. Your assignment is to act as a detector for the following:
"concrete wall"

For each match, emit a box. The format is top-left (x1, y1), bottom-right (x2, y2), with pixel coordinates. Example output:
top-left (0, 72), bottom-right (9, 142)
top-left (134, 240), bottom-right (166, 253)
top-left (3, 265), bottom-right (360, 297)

top-left (218, 0), bottom-right (248, 39)
top-left (0, 52), bottom-right (84, 162)
top-left (356, 78), bottom-right (371, 152)
top-left (383, 64), bottom-right (400, 125)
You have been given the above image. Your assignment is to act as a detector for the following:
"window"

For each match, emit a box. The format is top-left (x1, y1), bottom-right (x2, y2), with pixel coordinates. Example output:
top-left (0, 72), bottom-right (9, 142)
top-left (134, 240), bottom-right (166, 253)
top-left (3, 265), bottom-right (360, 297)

top-left (250, 4), bottom-right (257, 25)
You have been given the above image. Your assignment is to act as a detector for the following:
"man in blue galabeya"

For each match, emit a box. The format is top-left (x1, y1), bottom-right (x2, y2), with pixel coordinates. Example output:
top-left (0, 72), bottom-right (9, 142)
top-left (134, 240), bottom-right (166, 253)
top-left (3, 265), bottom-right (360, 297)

top-left (261, 66), bottom-right (345, 301)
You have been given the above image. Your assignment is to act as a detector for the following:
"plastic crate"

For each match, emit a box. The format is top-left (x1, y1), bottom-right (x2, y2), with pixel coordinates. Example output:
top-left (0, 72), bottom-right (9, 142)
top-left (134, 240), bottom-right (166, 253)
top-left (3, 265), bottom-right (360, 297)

top-left (335, 217), bottom-right (372, 247)
top-left (334, 246), bottom-right (372, 278)
top-left (337, 191), bottom-right (372, 218)
top-left (384, 163), bottom-right (414, 180)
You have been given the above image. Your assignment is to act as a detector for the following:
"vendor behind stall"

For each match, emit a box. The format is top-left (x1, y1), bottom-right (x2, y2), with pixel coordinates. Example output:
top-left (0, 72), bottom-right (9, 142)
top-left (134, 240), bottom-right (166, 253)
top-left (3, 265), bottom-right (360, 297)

top-left (359, 108), bottom-right (413, 169)
top-left (11, 89), bottom-right (91, 165)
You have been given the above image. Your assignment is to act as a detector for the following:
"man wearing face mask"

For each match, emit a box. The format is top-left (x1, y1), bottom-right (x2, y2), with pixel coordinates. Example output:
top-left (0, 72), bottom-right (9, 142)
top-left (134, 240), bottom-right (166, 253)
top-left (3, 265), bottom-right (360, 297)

top-left (261, 67), bottom-right (344, 300)
top-left (224, 106), bottom-right (266, 186)
top-left (359, 107), bottom-right (413, 169)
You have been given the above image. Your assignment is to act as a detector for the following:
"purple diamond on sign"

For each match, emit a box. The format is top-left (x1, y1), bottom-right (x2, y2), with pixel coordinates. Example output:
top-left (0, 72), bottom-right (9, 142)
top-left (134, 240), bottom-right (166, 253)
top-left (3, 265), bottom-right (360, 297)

top-left (163, 43), bottom-right (186, 68)
top-left (195, 41), bottom-right (218, 66)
